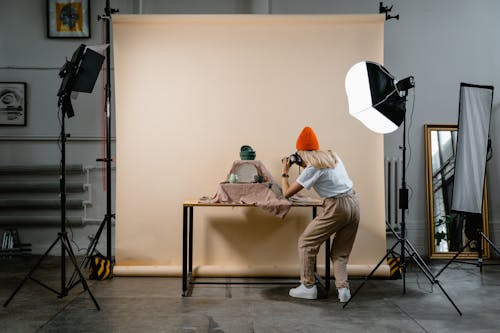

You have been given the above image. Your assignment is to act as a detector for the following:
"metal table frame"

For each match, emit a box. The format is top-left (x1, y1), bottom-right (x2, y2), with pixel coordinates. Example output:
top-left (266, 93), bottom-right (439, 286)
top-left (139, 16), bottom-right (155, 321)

top-left (182, 200), bottom-right (328, 296)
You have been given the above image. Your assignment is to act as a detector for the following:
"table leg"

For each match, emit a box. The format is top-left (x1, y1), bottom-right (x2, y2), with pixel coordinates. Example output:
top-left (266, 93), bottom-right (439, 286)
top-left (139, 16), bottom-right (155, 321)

top-left (325, 237), bottom-right (331, 292)
top-left (188, 206), bottom-right (193, 274)
top-left (182, 205), bottom-right (188, 296)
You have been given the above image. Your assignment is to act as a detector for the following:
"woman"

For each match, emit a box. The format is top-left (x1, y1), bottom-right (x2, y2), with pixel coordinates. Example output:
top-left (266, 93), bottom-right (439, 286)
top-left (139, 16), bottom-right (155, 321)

top-left (281, 126), bottom-right (360, 302)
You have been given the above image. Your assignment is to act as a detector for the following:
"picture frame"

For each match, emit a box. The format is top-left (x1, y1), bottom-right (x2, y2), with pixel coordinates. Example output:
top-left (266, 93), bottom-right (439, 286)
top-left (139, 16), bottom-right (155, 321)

top-left (0, 82), bottom-right (27, 126)
top-left (47, 0), bottom-right (90, 38)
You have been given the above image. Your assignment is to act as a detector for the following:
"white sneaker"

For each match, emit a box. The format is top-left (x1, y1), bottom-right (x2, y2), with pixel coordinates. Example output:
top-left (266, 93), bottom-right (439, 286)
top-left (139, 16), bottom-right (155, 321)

top-left (289, 283), bottom-right (317, 300)
top-left (338, 288), bottom-right (351, 303)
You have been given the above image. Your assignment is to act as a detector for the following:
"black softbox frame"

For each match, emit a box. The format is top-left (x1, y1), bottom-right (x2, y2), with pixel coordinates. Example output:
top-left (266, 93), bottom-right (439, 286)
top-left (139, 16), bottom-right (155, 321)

top-left (366, 62), bottom-right (406, 127)
top-left (58, 44), bottom-right (105, 117)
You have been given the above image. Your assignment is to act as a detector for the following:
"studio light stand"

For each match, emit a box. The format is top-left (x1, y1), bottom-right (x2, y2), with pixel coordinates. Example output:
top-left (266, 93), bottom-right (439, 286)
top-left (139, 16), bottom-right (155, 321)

top-left (72, 1), bottom-right (118, 280)
top-left (98, 0), bottom-right (118, 263)
top-left (66, 2), bottom-right (119, 289)
top-left (379, 2), bottom-right (399, 21)
top-left (4, 45), bottom-right (103, 310)
top-left (344, 61), bottom-right (461, 315)
top-left (343, 109), bottom-right (462, 316)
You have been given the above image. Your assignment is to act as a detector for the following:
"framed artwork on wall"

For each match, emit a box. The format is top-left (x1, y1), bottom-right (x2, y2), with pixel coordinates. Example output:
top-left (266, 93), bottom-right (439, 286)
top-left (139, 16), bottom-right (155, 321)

top-left (47, 0), bottom-right (90, 38)
top-left (0, 82), bottom-right (27, 126)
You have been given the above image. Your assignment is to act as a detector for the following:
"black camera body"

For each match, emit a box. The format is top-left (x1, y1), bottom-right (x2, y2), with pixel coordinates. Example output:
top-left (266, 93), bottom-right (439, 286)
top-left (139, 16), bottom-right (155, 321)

top-left (289, 152), bottom-right (303, 165)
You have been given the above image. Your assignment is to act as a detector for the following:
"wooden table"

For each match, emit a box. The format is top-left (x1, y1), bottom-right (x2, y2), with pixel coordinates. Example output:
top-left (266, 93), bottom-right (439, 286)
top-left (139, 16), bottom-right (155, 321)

top-left (182, 200), bottom-right (328, 296)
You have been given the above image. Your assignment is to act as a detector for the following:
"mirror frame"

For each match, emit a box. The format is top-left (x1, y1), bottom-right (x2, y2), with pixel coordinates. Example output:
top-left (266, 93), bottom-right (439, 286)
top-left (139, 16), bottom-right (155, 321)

top-left (424, 124), bottom-right (490, 259)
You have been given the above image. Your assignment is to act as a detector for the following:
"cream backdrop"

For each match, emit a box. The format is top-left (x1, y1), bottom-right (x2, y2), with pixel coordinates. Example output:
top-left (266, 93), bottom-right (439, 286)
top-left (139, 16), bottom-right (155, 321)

top-left (113, 14), bottom-right (389, 277)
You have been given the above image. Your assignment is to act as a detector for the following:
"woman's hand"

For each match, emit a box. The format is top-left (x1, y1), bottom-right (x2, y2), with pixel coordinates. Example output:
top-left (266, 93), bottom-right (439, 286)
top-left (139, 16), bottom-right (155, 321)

top-left (281, 156), bottom-right (290, 175)
top-left (280, 156), bottom-right (303, 198)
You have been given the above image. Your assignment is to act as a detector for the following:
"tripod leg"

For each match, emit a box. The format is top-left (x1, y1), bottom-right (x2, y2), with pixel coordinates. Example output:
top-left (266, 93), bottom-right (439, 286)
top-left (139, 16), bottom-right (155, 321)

top-left (84, 216), bottom-right (108, 264)
top-left (60, 235), bottom-right (100, 310)
top-left (343, 241), bottom-right (398, 309)
top-left (433, 280), bottom-right (463, 316)
top-left (477, 229), bottom-right (484, 273)
top-left (480, 232), bottom-right (500, 256)
top-left (434, 239), bottom-right (472, 278)
top-left (3, 235), bottom-right (62, 307)
top-left (402, 239), bottom-right (462, 316)
top-left (386, 222), bottom-right (409, 293)
top-left (67, 216), bottom-right (108, 289)
top-left (401, 238), bottom-right (406, 294)
top-left (404, 240), bottom-right (436, 282)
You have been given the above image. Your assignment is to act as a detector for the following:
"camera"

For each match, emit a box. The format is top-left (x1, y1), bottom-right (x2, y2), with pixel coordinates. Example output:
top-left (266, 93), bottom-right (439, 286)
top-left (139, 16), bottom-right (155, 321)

top-left (289, 152), bottom-right (303, 165)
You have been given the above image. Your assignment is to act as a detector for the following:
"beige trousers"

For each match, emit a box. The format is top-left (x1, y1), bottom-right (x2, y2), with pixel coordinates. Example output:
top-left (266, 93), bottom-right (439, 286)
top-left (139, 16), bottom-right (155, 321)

top-left (298, 191), bottom-right (360, 289)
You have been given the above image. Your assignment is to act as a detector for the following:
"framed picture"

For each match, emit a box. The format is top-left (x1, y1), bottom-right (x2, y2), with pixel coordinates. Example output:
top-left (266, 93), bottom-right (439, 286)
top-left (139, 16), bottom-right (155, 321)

top-left (0, 82), bottom-right (27, 126)
top-left (47, 0), bottom-right (90, 38)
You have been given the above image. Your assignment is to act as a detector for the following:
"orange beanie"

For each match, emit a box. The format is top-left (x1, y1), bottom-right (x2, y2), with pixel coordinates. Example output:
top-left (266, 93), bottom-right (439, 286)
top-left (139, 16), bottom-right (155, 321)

top-left (296, 126), bottom-right (319, 151)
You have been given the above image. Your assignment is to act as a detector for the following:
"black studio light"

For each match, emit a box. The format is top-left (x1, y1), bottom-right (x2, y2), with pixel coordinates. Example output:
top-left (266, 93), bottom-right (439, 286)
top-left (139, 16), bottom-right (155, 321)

top-left (343, 61), bottom-right (462, 315)
top-left (345, 61), bottom-right (413, 134)
top-left (57, 44), bottom-right (105, 118)
top-left (4, 43), bottom-right (105, 311)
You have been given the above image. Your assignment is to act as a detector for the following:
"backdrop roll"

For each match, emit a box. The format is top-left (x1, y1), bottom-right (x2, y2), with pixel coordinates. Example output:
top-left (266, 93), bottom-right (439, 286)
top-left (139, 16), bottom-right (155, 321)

top-left (112, 14), bottom-right (388, 277)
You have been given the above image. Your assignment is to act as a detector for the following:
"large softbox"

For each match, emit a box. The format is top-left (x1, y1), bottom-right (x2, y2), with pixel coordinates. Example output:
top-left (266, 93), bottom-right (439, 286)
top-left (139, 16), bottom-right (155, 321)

top-left (345, 61), bottom-right (408, 134)
top-left (451, 83), bottom-right (494, 214)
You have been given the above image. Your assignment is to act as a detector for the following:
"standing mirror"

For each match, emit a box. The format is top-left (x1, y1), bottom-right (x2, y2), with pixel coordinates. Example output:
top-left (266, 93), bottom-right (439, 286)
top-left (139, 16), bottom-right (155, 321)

top-left (424, 124), bottom-right (489, 259)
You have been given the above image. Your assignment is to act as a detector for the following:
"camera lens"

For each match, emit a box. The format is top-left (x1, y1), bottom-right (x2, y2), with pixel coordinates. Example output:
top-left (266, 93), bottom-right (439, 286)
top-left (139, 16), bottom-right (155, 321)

top-left (289, 153), bottom-right (302, 165)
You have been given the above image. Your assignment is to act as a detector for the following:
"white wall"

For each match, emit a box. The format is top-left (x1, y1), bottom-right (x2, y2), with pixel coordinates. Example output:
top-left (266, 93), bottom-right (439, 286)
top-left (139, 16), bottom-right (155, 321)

top-left (1, 0), bottom-right (499, 257)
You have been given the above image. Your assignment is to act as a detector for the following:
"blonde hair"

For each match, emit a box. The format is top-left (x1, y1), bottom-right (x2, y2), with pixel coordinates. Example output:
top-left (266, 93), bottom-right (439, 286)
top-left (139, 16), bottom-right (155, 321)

top-left (298, 150), bottom-right (338, 169)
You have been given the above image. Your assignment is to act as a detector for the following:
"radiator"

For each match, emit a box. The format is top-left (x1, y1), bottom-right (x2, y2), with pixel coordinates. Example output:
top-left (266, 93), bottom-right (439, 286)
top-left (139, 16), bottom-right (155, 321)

top-left (0, 164), bottom-right (86, 227)
top-left (386, 157), bottom-right (402, 231)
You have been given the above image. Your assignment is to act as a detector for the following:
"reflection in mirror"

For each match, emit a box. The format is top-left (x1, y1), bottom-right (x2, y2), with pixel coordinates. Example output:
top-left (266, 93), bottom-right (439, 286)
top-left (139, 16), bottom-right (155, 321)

top-left (424, 124), bottom-right (489, 259)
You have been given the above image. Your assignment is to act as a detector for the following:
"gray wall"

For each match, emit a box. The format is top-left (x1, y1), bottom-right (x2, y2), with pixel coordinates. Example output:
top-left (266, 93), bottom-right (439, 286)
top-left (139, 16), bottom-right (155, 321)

top-left (1, 0), bottom-right (499, 257)
top-left (382, 0), bottom-right (500, 253)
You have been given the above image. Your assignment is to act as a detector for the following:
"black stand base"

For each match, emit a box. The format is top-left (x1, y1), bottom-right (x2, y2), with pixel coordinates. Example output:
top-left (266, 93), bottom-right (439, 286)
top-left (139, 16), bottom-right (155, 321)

top-left (67, 215), bottom-right (114, 290)
top-left (436, 230), bottom-right (500, 277)
top-left (3, 232), bottom-right (100, 310)
top-left (343, 223), bottom-right (462, 316)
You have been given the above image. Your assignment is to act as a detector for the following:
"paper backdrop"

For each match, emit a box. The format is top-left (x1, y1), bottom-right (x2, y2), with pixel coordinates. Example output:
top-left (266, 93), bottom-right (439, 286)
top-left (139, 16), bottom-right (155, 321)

top-left (113, 14), bottom-right (389, 277)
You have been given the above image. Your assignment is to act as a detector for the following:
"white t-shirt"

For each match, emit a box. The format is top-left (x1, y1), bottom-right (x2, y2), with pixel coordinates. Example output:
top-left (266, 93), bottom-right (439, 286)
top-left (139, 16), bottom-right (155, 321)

top-left (296, 156), bottom-right (353, 198)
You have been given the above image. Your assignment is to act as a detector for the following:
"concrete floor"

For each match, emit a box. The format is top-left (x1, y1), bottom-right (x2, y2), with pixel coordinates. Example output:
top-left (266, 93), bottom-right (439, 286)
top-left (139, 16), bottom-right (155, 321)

top-left (1, 256), bottom-right (500, 333)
